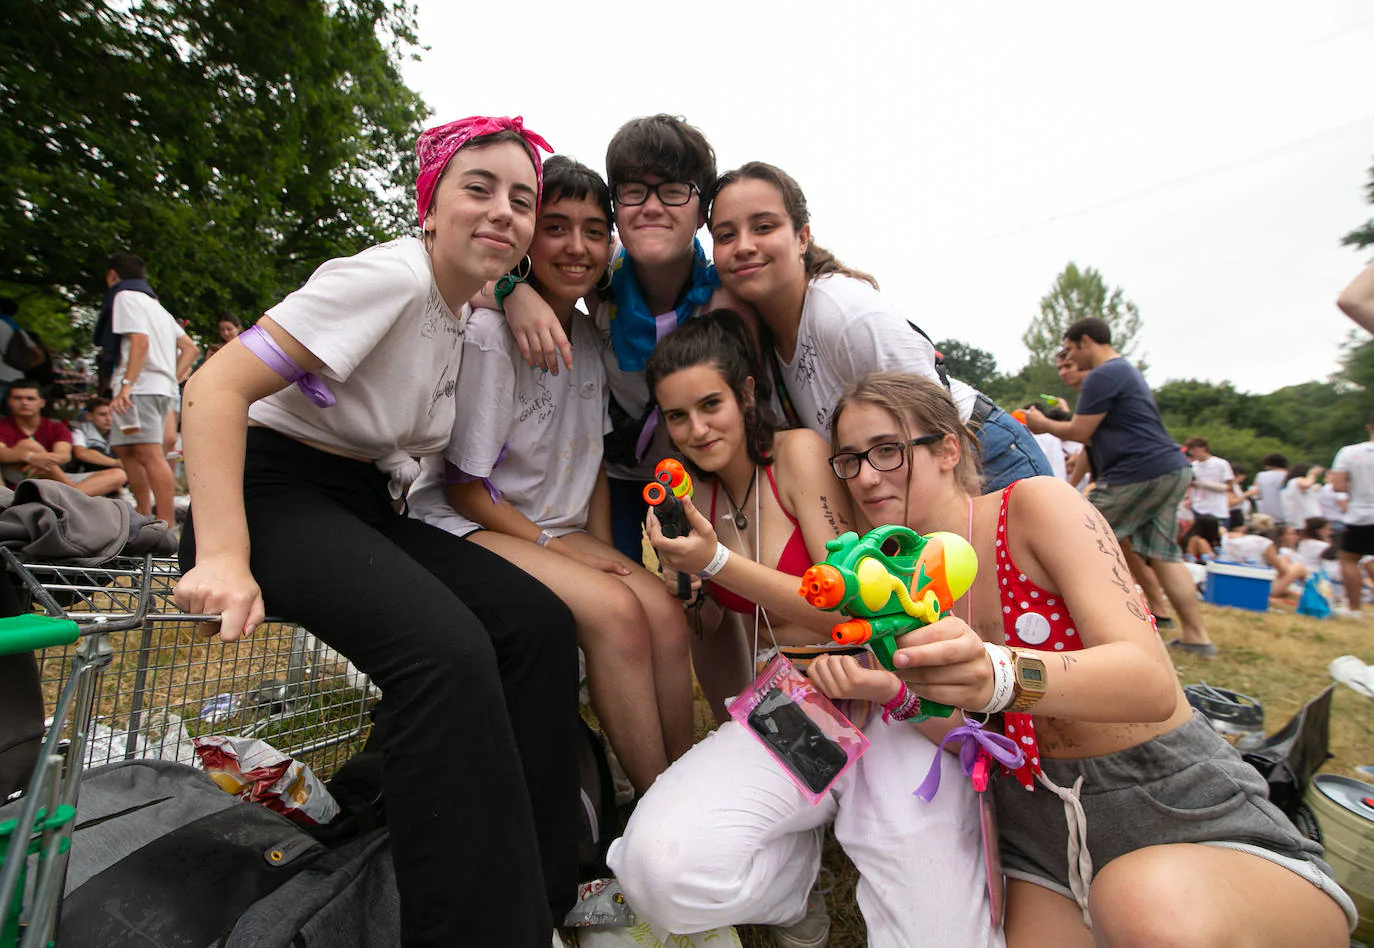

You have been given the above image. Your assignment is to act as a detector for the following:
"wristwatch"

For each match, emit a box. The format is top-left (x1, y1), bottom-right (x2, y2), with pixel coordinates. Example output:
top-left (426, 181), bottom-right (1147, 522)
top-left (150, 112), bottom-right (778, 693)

top-left (1006, 649), bottom-right (1048, 713)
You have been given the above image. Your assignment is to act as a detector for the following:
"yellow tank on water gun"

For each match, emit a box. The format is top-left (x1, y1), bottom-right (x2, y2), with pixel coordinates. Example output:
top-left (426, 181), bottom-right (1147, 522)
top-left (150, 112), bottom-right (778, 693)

top-left (798, 526), bottom-right (978, 719)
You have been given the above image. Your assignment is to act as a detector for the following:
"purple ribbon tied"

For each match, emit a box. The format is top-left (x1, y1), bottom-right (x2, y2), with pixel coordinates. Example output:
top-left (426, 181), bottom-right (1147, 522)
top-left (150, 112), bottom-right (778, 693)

top-left (444, 443), bottom-right (508, 506)
top-left (239, 326), bottom-right (335, 408)
top-left (913, 716), bottom-right (1025, 803)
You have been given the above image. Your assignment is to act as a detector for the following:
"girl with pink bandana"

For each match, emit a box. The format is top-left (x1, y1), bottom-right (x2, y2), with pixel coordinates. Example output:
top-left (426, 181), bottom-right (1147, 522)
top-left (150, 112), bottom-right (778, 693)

top-left (175, 116), bottom-right (580, 946)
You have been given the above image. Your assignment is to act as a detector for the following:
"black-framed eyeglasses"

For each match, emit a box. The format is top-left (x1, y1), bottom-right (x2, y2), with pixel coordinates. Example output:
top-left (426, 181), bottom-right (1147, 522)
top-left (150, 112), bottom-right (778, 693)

top-left (613, 181), bottom-right (699, 207)
top-left (828, 434), bottom-right (943, 480)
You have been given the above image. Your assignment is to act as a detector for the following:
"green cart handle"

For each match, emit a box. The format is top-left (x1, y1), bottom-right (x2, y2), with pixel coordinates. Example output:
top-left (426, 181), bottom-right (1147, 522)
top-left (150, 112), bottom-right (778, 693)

top-left (0, 613), bottom-right (80, 656)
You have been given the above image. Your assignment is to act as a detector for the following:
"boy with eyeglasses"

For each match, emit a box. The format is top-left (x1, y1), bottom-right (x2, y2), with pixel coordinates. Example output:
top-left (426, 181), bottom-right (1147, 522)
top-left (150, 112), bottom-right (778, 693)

top-left (503, 115), bottom-right (730, 563)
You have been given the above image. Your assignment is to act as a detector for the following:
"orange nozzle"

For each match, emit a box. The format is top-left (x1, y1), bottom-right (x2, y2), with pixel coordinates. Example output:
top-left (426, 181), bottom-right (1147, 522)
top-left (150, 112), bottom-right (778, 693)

top-left (643, 482), bottom-right (667, 505)
top-left (1011, 409), bottom-right (1028, 426)
top-left (655, 458), bottom-right (688, 490)
top-left (831, 618), bottom-right (873, 647)
top-left (799, 564), bottom-right (846, 609)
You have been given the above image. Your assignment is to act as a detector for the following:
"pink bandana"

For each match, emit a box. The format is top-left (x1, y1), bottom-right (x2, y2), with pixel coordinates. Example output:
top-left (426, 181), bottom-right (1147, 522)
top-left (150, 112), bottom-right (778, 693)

top-left (415, 115), bottom-right (553, 228)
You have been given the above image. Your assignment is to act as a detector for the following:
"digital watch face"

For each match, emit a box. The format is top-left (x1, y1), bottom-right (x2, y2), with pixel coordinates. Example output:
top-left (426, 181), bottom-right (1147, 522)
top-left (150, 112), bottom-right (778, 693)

top-left (1020, 664), bottom-right (1045, 686)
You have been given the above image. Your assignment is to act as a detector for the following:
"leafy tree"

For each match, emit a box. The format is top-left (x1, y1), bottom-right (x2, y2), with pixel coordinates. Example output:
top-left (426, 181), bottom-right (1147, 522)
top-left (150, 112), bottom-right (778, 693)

top-left (0, 0), bottom-right (427, 338)
top-left (1343, 161), bottom-right (1374, 250)
top-left (935, 339), bottom-right (1002, 396)
top-left (1022, 263), bottom-right (1143, 366)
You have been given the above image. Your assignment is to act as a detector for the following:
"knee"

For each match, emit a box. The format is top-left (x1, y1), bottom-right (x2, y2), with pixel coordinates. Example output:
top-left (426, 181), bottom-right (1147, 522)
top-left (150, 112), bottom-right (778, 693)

top-left (1089, 854), bottom-right (1224, 948)
top-left (608, 820), bottom-right (727, 931)
top-left (583, 587), bottom-right (652, 658)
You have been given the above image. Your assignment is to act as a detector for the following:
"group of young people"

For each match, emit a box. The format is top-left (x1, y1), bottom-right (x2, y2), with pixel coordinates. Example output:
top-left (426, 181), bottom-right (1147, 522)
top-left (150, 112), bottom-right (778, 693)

top-left (172, 112), bottom-right (1356, 947)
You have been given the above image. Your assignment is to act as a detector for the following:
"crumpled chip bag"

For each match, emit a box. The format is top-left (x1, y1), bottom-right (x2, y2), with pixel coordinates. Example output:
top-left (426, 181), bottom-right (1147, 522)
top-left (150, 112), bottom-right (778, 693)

top-left (194, 735), bottom-right (339, 826)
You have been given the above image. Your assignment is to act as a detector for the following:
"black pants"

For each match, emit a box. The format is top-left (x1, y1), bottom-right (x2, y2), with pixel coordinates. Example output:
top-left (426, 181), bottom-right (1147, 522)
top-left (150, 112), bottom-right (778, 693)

top-left (0, 571), bottom-right (42, 800)
top-left (181, 428), bottom-right (579, 947)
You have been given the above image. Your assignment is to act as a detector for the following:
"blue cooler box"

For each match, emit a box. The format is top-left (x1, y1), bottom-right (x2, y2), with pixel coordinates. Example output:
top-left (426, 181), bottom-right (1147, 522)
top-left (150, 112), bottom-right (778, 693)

top-left (1204, 561), bottom-right (1277, 612)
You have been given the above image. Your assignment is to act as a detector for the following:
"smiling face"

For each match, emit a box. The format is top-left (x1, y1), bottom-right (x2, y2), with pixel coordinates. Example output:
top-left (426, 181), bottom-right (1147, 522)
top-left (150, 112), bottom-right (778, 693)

top-left (709, 177), bottom-right (809, 304)
top-left (832, 401), bottom-right (957, 528)
top-left (529, 195), bottom-right (611, 313)
top-left (425, 140), bottom-right (538, 302)
top-left (615, 173), bottom-right (704, 269)
top-left (653, 363), bottom-right (751, 475)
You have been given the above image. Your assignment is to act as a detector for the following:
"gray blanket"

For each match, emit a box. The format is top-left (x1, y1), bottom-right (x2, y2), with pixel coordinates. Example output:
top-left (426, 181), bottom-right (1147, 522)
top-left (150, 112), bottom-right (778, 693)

top-left (0, 480), bottom-right (178, 566)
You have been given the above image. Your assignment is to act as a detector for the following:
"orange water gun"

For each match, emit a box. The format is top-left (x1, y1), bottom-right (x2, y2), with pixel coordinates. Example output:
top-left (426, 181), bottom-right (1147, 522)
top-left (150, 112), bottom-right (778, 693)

top-left (644, 458), bottom-right (694, 598)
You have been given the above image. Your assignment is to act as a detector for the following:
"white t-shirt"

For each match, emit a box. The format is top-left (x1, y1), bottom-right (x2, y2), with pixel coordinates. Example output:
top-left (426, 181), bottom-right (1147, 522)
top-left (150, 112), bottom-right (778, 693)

top-left (1333, 440), bottom-right (1374, 526)
top-left (1032, 432), bottom-right (1067, 481)
top-left (1293, 538), bottom-right (1330, 573)
top-left (1281, 479), bottom-right (1322, 529)
top-left (1189, 455), bottom-right (1235, 519)
top-left (408, 308), bottom-right (609, 538)
top-left (780, 275), bottom-right (977, 436)
top-left (591, 296), bottom-right (709, 482)
top-left (1221, 533), bottom-right (1272, 566)
top-left (248, 238), bottom-right (467, 463)
top-left (1253, 469), bottom-right (1286, 520)
top-left (1317, 483), bottom-right (1348, 522)
top-left (112, 291), bottom-right (186, 398)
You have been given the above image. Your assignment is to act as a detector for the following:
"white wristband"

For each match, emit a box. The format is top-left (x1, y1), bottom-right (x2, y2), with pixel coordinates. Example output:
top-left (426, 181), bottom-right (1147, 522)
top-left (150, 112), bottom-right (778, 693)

top-left (699, 542), bottom-right (730, 578)
top-left (535, 529), bottom-right (555, 548)
top-left (977, 641), bottom-right (1017, 715)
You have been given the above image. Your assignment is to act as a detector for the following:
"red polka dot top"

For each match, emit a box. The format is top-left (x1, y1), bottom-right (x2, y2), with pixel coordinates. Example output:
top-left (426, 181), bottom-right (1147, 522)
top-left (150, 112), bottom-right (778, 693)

top-left (996, 480), bottom-right (1082, 790)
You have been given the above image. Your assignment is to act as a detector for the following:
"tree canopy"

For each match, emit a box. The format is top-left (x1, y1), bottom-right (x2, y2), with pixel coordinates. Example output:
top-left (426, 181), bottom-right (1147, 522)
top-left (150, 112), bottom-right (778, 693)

top-left (1343, 160), bottom-right (1374, 251)
top-left (1, 0), bottom-right (427, 348)
top-left (1021, 262), bottom-right (1143, 366)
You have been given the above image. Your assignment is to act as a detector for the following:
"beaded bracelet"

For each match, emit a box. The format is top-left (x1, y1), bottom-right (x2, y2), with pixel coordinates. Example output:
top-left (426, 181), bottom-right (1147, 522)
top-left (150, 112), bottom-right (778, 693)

top-left (881, 683), bottom-right (925, 723)
top-left (493, 272), bottom-right (526, 309)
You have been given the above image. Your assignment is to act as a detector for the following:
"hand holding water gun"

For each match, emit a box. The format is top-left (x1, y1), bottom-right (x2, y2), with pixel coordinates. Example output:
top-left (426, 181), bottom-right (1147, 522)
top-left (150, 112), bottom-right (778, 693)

top-left (643, 458), bottom-right (694, 599)
top-left (798, 526), bottom-right (978, 719)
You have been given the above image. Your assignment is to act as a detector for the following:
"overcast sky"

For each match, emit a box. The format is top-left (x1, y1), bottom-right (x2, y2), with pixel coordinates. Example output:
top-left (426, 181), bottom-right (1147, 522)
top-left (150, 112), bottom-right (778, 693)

top-left (401, 1), bottom-right (1373, 395)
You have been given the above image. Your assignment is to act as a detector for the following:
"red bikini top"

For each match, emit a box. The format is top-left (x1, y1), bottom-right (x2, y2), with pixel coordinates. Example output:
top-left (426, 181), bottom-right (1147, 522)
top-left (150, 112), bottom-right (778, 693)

top-left (708, 465), bottom-right (811, 615)
top-left (997, 480), bottom-right (1083, 653)
top-left (996, 479), bottom-right (1084, 791)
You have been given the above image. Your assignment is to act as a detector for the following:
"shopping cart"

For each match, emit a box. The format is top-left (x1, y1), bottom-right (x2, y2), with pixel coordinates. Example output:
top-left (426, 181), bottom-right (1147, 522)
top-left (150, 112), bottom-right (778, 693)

top-left (23, 556), bottom-right (376, 779)
top-left (0, 551), bottom-right (378, 947)
top-left (0, 549), bottom-right (154, 948)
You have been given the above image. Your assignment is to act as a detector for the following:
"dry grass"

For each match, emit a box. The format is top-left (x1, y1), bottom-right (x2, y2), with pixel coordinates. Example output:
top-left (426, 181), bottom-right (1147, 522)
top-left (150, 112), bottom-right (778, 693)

top-left (711, 602), bottom-right (1374, 948)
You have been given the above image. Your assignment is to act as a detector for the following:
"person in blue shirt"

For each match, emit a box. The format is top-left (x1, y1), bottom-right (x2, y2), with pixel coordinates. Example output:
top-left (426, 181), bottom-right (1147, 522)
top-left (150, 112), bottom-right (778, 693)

top-left (1026, 316), bottom-right (1215, 656)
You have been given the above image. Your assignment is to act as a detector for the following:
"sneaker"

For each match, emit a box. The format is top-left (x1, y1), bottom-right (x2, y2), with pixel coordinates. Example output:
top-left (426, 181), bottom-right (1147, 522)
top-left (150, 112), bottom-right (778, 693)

top-left (771, 885), bottom-right (830, 948)
top-left (1166, 637), bottom-right (1218, 659)
top-left (1333, 605), bottom-right (1369, 620)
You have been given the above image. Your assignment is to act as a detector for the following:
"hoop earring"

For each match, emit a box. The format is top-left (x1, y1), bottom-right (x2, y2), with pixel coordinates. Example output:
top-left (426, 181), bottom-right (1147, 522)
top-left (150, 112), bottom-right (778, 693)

top-left (511, 255), bottom-right (532, 281)
top-left (594, 268), bottom-right (612, 294)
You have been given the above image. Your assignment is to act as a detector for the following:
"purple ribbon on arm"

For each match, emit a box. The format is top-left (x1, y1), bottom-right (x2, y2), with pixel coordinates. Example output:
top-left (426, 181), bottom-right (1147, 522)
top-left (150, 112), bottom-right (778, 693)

top-left (239, 326), bottom-right (335, 408)
top-left (444, 444), bottom-right (508, 506)
top-left (913, 716), bottom-right (1025, 803)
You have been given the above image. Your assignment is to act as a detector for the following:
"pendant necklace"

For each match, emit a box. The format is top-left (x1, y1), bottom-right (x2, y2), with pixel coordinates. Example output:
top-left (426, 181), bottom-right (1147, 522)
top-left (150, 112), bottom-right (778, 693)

top-left (720, 467), bottom-right (758, 531)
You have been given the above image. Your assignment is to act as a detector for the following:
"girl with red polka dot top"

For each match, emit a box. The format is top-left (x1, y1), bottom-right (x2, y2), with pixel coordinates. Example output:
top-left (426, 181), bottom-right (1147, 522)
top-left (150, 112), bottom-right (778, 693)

top-left (808, 372), bottom-right (1354, 948)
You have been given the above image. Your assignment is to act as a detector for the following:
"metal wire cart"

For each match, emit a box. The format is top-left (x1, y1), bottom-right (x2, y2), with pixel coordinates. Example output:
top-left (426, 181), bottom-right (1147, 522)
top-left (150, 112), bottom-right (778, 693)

top-left (0, 551), bottom-right (376, 947)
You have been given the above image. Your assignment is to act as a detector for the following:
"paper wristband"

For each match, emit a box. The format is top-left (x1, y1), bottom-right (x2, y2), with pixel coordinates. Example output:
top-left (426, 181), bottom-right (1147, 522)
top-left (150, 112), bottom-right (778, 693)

top-left (977, 641), bottom-right (1017, 715)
